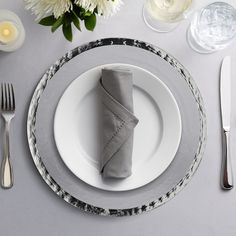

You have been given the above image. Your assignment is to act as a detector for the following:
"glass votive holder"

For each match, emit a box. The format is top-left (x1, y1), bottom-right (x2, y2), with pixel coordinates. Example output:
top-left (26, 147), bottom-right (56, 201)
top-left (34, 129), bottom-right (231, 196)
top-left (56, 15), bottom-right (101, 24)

top-left (0, 9), bottom-right (25, 52)
top-left (187, 2), bottom-right (236, 53)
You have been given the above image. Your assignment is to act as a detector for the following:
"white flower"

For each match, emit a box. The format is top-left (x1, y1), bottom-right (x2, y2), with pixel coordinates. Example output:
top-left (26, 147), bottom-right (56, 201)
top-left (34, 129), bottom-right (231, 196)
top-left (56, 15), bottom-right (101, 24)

top-left (76, 0), bottom-right (123, 17)
top-left (25, 0), bottom-right (73, 20)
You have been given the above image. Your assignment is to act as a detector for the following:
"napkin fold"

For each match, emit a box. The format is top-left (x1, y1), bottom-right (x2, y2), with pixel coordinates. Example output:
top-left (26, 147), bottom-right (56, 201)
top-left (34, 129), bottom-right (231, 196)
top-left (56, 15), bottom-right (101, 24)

top-left (100, 68), bottom-right (139, 179)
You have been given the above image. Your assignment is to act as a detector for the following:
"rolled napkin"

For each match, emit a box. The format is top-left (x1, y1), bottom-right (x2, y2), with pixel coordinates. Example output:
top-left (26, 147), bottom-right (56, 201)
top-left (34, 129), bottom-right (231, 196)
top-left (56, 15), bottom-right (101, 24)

top-left (99, 68), bottom-right (139, 179)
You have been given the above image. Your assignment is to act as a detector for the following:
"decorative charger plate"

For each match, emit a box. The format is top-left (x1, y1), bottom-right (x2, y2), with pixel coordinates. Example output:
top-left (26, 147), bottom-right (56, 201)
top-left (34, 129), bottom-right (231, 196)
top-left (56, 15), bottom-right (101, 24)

top-left (27, 38), bottom-right (207, 216)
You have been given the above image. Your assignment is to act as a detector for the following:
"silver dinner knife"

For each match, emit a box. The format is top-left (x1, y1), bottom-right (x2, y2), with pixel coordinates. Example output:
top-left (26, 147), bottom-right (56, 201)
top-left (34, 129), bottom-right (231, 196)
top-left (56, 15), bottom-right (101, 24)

top-left (220, 56), bottom-right (233, 190)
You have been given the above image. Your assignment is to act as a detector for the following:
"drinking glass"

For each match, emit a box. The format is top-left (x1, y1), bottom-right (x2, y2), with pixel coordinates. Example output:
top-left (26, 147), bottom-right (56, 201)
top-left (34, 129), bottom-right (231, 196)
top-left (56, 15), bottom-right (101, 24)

top-left (143, 0), bottom-right (193, 32)
top-left (187, 2), bottom-right (236, 53)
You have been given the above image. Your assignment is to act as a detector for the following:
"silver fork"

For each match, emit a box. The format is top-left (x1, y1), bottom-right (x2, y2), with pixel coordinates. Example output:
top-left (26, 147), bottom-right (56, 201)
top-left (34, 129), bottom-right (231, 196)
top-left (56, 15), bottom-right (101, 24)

top-left (1, 83), bottom-right (15, 189)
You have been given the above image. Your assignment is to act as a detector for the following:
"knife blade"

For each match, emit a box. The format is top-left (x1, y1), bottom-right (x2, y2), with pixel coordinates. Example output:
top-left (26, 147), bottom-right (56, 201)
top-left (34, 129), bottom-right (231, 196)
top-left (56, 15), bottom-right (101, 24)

top-left (221, 56), bottom-right (231, 131)
top-left (220, 56), bottom-right (233, 190)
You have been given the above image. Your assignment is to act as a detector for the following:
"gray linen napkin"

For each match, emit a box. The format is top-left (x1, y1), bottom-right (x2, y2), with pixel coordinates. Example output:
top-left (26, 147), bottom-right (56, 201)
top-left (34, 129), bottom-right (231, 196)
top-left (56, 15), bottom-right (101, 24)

top-left (99, 68), bottom-right (139, 179)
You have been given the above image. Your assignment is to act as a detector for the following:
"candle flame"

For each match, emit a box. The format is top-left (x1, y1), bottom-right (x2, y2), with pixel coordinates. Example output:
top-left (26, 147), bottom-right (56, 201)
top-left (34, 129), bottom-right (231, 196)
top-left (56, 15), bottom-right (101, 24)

top-left (3, 29), bottom-right (10, 36)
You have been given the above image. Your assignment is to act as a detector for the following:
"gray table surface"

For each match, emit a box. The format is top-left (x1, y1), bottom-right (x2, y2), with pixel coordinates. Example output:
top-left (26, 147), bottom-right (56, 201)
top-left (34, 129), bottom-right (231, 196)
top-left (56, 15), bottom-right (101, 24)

top-left (1, 0), bottom-right (236, 235)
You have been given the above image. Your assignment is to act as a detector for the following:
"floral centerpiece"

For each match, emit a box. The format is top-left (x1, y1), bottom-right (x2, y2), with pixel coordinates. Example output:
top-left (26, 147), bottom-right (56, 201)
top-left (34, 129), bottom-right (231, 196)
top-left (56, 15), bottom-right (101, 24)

top-left (25, 0), bottom-right (123, 41)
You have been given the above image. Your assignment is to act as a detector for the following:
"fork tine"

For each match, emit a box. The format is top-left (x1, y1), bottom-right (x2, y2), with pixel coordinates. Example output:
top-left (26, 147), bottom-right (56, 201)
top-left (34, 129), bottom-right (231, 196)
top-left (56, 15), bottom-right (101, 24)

top-left (4, 83), bottom-right (6, 110)
top-left (1, 84), bottom-right (3, 110)
top-left (11, 84), bottom-right (15, 111)
top-left (3, 83), bottom-right (6, 111)
top-left (1, 83), bottom-right (16, 111)
top-left (8, 83), bottom-right (13, 111)
top-left (5, 83), bottom-right (9, 110)
top-left (8, 83), bottom-right (12, 111)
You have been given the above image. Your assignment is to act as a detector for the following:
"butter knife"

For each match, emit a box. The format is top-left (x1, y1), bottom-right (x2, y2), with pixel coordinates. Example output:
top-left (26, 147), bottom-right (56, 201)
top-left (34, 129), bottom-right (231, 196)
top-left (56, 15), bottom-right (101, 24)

top-left (220, 56), bottom-right (233, 190)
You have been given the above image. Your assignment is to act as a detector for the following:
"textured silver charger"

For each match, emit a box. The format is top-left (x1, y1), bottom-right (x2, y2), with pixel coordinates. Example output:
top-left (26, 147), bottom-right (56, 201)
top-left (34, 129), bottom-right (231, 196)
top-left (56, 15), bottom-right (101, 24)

top-left (27, 38), bottom-right (207, 216)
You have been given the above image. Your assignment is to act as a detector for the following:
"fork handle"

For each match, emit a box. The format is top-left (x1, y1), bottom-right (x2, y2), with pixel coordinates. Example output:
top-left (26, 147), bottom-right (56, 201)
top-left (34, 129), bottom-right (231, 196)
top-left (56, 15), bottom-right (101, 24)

top-left (1, 121), bottom-right (13, 189)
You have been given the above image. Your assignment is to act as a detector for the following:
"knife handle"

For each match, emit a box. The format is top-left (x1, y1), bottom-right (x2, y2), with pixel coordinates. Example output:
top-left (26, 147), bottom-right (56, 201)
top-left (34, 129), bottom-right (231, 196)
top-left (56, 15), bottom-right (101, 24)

top-left (221, 130), bottom-right (233, 190)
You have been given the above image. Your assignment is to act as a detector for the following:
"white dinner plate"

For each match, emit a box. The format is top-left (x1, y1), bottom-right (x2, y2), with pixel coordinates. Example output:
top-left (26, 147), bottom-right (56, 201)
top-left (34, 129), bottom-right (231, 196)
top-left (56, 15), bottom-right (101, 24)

top-left (54, 63), bottom-right (182, 191)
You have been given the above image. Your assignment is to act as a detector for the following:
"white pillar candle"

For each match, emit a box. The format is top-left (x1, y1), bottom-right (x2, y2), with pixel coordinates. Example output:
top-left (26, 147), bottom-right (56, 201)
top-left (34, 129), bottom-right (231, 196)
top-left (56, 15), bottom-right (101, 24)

top-left (0, 10), bottom-right (25, 52)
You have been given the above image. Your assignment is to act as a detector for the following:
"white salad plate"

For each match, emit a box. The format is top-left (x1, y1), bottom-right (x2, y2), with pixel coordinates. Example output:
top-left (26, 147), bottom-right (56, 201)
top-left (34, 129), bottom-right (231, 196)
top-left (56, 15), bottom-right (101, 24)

top-left (54, 63), bottom-right (182, 191)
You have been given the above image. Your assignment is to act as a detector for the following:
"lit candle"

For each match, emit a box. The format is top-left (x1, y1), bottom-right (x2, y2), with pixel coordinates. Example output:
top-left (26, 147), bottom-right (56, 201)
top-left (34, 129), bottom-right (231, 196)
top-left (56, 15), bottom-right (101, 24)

top-left (0, 21), bottom-right (19, 44)
top-left (0, 9), bottom-right (25, 52)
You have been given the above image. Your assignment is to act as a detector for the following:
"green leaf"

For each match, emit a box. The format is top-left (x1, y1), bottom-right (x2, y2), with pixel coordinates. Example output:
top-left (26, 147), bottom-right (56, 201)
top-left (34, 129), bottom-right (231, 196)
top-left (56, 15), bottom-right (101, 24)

top-left (62, 23), bottom-right (72, 42)
top-left (84, 11), bottom-right (92, 17)
top-left (51, 15), bottom-right (64, 33)
top-left (74, 5), bottom-right (93, 20)
top-left (39, 15), bottom-right (56, 26)
top-left (84, 14), bottom-right (96, 31)
top-left (71, 11), bottom-right (81, 31)
top-left (64, 13), bottom-right (72, 26)
top-left (73, 5), bottom-right (82, 18)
